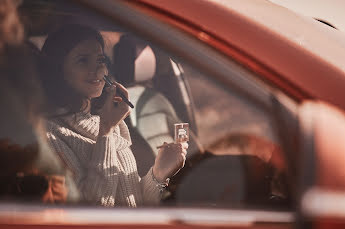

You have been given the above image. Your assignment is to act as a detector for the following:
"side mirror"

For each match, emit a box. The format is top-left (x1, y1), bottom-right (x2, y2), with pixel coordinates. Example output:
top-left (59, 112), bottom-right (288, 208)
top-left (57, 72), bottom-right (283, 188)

top-left (298, 101), bottom-right (345, 227)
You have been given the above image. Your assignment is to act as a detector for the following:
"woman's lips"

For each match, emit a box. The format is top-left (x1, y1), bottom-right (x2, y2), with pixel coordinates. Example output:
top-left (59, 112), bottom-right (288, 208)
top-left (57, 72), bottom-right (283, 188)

top-left (87, 79), bottom-right (103, 86)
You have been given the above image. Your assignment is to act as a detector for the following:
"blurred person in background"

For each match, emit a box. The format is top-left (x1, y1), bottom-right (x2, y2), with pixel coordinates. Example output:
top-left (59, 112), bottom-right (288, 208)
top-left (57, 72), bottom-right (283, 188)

top-left (0, 0), bottom-right (75, 203)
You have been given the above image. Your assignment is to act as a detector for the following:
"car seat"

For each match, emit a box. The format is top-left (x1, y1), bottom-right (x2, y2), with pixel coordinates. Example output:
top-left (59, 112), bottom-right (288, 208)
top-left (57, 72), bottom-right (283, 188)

top-left (112, 34), bottom-right (203, 177)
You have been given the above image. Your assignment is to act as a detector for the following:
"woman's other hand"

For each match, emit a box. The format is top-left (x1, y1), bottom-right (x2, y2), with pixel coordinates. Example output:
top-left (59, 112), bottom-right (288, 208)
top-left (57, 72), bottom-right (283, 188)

top-left (98, 82), bottom-right (131, 136)
top-left (42, 175), bottom-right (67, 203)
top-left (152, 142), bottom-right (188, 182)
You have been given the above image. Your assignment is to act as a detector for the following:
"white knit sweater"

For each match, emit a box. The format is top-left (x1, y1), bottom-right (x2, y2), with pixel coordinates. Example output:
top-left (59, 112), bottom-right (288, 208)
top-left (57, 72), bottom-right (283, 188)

top-left (45, 111), bottom-right (161, 207)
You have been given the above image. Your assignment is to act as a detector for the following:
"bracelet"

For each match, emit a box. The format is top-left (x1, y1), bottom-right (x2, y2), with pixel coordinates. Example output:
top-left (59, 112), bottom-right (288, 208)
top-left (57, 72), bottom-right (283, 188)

top-left (150, 167), bottom-right (170, 193)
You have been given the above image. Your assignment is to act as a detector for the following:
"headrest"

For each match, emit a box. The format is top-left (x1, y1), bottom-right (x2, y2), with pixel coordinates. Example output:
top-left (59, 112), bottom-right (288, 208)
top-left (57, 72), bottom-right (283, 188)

top-left (113, 34), bottom-right (156, 86)
top-left (134, 45), bottom-right (156, 83)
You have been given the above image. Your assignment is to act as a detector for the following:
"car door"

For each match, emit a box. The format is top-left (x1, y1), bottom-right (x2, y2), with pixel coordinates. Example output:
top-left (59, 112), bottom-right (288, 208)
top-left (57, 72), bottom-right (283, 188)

top-left (3, 0), bottom-right (336, 228)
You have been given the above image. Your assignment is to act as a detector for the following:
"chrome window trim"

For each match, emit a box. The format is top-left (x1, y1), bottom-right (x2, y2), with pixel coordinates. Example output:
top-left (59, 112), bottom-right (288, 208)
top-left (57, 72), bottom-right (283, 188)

top-left (0, 203), bottom-right (294, 226)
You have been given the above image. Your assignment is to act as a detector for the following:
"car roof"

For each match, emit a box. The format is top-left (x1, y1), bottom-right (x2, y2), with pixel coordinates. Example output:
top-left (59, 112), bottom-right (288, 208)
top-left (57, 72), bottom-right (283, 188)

top-left (268, 0), bottom-right (345, 31)
top-left (135, 0), bottom-right (345, 110)
top-left (205, 0), bottom-right (345, 71)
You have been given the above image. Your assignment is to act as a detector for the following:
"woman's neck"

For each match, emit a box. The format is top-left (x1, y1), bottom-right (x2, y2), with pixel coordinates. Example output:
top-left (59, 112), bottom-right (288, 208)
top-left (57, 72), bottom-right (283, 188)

top-left (81, 99), bottom-right (91, 113)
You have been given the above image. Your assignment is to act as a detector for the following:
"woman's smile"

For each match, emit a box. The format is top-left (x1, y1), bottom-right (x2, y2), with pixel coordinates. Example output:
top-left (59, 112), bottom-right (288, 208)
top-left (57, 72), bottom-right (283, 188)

top-left (86, 78), bottom-right (103, 86)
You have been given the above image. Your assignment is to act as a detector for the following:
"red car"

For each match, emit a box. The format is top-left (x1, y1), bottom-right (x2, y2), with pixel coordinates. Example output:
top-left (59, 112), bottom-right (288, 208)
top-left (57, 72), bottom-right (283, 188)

top-left (1, 0), bottom-right (345, 228)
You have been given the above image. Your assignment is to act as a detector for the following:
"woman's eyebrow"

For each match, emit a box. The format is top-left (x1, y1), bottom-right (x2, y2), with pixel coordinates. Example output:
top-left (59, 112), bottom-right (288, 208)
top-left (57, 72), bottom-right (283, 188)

top-left (74, 54), bottom-right (89, 59)
top-left (73, 53), bottom-right (104, 60)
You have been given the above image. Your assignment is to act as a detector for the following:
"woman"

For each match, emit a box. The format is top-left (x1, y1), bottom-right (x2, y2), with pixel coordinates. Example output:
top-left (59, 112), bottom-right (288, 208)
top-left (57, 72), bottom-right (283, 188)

top-left (40, 24), bottom-right (188, 207)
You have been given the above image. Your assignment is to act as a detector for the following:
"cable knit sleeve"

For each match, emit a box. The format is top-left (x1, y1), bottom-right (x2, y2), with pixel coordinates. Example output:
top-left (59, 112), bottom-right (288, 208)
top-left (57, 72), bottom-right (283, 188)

top-left (85, 134), bottom-right (120, 206)
top-left (140, 168), bottom-right (161, 205)
top-left (117, 121), bottom-right (161, 205)
top-left (45, 121), bottom-right (121, 206)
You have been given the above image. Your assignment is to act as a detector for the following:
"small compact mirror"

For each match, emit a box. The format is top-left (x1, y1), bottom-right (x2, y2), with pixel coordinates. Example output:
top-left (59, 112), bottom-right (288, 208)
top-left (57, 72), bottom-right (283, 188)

top-left (174, 123), bottom-right (189, 143)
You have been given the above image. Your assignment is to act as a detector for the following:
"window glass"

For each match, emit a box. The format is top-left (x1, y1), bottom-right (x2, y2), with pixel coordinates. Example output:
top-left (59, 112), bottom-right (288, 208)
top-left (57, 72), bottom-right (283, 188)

top-left (184, 65), bottom-right (278, 150)
top-left (172, 65), bottom-right (289, 208)
top-left (0, 0), bottom-right (291, 210)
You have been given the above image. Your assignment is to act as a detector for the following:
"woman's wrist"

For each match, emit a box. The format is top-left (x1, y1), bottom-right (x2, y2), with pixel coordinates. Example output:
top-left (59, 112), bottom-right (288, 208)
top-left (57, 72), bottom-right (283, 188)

top-left (98, 127), bottom-right (110, 137)
top-left (152, 166), bottom-right (169, 184)
top-left (98, 120), bottom-right (112, 136)
top-left (150, 167), bottom-right (169, 193)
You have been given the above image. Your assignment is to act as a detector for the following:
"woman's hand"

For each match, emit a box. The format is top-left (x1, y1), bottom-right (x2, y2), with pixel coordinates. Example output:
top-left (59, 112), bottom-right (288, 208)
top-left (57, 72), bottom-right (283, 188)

top-left (98, 82), bottom-right (131, 136)
top-left (152, 142), bottom-right (188, 182)
top-left (42, 175), bottom-right (67, 203)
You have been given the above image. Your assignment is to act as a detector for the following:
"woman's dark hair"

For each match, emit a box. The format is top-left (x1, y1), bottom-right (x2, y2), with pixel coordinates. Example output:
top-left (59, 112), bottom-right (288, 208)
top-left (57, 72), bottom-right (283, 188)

top-left (40, 24), bottom-right (105, 116)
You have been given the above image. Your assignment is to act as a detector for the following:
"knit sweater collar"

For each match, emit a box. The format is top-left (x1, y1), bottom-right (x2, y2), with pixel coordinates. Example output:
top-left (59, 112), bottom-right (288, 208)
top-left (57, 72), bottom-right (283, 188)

top-left (60, 111), bottom-right (132, 149)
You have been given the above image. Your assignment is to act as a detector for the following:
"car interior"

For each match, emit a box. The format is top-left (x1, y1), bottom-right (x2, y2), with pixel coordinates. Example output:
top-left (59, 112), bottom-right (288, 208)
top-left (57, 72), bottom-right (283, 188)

top-left (0, 0), bottom-right (294, 209)
top-left (110, 34), bottom-right (204, 177)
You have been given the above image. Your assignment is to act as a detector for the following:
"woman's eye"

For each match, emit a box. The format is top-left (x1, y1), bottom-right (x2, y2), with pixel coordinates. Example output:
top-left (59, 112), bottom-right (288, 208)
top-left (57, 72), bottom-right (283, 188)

top-left (77, 57), bottom-right (88, 64)
top-left (97, 57), bottom-right (106, 64)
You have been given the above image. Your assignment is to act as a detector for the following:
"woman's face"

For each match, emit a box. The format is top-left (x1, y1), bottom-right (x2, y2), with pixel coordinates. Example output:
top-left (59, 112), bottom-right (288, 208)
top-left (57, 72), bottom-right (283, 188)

top-left (63, 39), bottom-right (107, 99)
